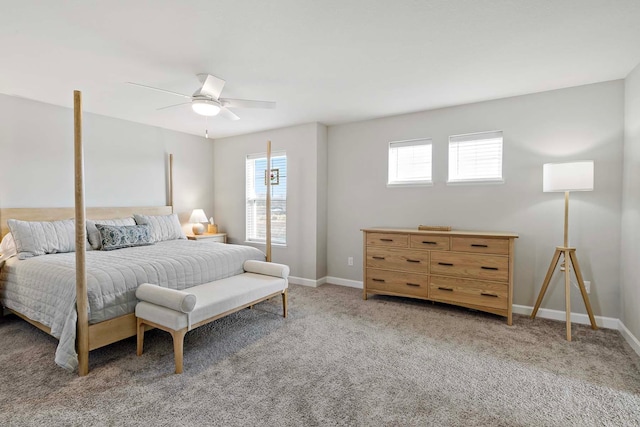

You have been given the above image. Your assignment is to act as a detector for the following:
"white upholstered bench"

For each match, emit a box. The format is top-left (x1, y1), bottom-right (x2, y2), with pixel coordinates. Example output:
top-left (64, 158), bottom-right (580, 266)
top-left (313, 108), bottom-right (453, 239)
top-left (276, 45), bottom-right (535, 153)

top-left (135, 260), bottom-right (289, 373)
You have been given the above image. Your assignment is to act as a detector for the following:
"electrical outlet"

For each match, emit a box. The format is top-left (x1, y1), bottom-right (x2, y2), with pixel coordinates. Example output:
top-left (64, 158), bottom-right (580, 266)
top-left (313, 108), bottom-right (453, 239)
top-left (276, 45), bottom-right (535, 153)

top-left (584, 281), bottom-right (591, 294)
top-left (348, 256), bottom-right (354, 266)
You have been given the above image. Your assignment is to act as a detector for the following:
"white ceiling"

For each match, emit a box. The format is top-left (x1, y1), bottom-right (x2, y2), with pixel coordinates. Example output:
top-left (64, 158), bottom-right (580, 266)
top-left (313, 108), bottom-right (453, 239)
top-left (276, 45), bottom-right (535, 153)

top-left (2, 0), bottom-right (640, 139)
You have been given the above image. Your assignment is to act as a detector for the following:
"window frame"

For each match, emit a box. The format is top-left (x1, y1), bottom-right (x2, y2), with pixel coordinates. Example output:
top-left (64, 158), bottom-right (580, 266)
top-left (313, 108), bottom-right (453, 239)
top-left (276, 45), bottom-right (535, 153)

top-left (387, 137), bottom-right (433, 187)
top-left (245, 151), bottom-right (287, 245)
top-left (447, 130), bottom-right (504, 185)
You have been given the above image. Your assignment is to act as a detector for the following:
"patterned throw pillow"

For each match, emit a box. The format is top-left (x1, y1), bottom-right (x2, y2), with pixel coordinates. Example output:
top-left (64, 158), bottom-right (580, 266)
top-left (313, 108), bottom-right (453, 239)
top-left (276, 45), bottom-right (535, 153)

top-left (133, 213), bottom-right (186, 243)
top-left (86, 218), bottom-right (136, 250)
top-left (95, 224), bottom-right (153, 251)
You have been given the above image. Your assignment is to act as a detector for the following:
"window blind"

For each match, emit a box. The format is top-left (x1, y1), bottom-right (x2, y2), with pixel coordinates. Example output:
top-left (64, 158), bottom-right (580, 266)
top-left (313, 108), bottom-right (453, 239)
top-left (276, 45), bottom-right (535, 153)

top-left (246, 152), bottom-right (287, 244)
top-left (388, 138), bottom-right (432, 185)
top-left (448, 131), bottom-right (503, 182)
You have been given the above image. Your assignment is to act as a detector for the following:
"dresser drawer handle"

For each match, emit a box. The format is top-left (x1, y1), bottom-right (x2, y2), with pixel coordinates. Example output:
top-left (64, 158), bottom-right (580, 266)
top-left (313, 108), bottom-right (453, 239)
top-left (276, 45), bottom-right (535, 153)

top-left (481, 266), bottom-right (499, 270)
top-left (438, 262), bottom-right (454, 266)
top-left (481, 292), bottom-right (499, 298)
top-left (471, 244), bottom-right (489, 248)
top-left (372, 256), bottom-right (386, 260)
top-left (437, 286), bottom-right (454, 292)
top-left (406, 259), bottom-right (421, 263)
top-left (372, 278), bottom-right (385, 282)
top-left (380, 238), bottom-right (393, 242)
top-left (406, 283), bottom-right (420, 287)
top-left (422, 241), bottom-right (437, 245)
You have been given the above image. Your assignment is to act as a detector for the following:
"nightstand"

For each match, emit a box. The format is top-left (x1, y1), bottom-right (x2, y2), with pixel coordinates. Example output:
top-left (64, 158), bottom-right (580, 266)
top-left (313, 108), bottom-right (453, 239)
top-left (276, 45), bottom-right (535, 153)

top-left (187, 233), bottom-right (227, 243)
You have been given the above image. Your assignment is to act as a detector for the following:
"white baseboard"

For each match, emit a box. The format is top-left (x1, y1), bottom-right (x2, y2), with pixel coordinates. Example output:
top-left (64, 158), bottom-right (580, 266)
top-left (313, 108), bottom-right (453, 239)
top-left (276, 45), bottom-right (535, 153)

top-left (618, 320), bottom-right (640, 356)
top-left (288, 276), bottom-right (326, 288)
top-left (325, 276), bottom-right (363, 289)
top-left (512, 304), bottom-right (620, 329)
top-left (289, 276), bottom-right (363, 288)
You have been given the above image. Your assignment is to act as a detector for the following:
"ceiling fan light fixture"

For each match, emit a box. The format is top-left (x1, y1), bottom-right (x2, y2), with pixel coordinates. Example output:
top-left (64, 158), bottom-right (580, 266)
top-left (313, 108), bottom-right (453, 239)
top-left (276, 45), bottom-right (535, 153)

top-left (192, 99), bottom-right (221, 116)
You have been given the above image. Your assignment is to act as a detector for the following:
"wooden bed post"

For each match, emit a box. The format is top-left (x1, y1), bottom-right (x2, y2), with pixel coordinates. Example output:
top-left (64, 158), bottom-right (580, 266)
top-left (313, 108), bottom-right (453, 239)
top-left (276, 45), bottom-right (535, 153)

top-left (74, 90), bottom-right (90, 376)
top-left (169, 153), bottom-right (174, 211)
top-left (266, 140), bottom-right (272, 262)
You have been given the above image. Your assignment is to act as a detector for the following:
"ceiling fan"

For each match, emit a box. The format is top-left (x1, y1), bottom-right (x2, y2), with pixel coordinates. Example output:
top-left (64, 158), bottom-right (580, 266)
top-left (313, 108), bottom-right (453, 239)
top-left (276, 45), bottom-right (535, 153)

top-left (127, 74), bottom-right (276, 121)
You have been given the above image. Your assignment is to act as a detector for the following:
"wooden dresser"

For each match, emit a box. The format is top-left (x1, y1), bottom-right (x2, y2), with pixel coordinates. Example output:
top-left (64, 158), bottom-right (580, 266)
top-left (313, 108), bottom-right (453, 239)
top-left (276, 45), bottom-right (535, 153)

top-left (362, 228), bottom-right (518, 324)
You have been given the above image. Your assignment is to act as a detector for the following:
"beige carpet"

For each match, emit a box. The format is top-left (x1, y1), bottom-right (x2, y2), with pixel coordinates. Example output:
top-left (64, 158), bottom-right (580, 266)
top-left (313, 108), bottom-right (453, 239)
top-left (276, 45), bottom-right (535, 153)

top-left (1, 284), bottom-right (639, 426)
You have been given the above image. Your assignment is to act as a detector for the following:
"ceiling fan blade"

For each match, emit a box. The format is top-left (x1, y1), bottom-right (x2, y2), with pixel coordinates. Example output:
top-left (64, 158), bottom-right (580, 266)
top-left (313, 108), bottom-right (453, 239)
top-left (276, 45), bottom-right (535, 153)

top-left (195, 74), bottom-right (226, 99)
top-left (156, 102), bottom-right (191, 111)
top-left (127, 82), bottom-right (192, 99)
top-left (220, 98), bottom-right (276, 109)
top-left (219, 107), bottom-right (240, 121)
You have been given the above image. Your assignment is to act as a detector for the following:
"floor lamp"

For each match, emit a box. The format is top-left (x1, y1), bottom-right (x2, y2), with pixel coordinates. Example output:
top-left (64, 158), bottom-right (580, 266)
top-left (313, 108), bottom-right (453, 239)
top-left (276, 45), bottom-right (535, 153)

top-left (531, 161), bottom-right (598, 341)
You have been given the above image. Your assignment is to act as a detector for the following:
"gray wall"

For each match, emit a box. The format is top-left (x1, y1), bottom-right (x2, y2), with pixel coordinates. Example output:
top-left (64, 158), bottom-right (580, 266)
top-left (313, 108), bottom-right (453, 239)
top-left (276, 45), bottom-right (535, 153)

top-left (327, 81), bottom-right (624, 318)
top-left (212, 122), bottom-right (328, 283)
top-left (1, 81), bottom-right (633, 323)
top-left (622, 64), bottom-right (640, 336)
top-left (0, 94), bottom-right (214, 231)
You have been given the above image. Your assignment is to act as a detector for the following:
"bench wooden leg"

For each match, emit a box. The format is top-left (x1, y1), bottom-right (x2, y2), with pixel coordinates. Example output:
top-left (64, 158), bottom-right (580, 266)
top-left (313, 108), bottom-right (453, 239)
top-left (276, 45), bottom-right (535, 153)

top-left (171, 328), bottom-right (188, 374)
top-left (136, 318), bottom-right (145, 356)
top-left (282, 289), bottom-right (288, 318)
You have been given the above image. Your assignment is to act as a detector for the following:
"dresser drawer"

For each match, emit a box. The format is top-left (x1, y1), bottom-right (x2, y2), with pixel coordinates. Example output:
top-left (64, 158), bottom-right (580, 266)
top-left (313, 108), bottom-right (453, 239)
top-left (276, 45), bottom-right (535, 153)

top-left (366, 232), bottom-right (408, 248)
top-left (429, 276), bottom-right (508, 310)
top-left (366, 269), bottom-right (429, 298)
top-left (362, 228), bottom-right (517, 324)
top-left (451, 237), bottom-right (509, 255)
top-left (409, 235), bottom-right (450, 251)
top-left (367, 248), bottom-right (430, 273)
top-left (430, 252), bottom-right (508, 282)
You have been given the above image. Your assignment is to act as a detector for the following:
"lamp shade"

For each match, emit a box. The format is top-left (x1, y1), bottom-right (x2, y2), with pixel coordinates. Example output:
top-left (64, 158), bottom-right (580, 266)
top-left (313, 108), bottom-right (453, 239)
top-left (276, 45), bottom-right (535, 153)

top-left (543, 161), bottom-right (594, 192)
top-left (188, 209), bottom-right (208, 223)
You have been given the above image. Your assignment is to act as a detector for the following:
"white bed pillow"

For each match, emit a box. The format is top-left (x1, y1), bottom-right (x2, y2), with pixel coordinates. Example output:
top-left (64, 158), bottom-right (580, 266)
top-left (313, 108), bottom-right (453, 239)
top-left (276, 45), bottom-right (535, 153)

top-left (86, 217), bottom-right (136, 250)
top-left (7, 219), bottom-right (76, 260)
top-left (133, 213), bottom-right (186, 243)
top-left (0, 232), bottom-right (17, 262)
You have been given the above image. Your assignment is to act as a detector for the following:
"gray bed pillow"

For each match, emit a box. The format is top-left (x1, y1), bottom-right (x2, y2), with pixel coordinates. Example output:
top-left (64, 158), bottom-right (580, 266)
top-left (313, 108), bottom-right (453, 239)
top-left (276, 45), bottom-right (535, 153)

top-left (95, 224), bottom-right (153, 251)
top-left (86, 218), bottom-right (136, 250)
top-left (7, 219), bottom-right (76, 260)
top-left (133, 213), bottom-right (186, 242)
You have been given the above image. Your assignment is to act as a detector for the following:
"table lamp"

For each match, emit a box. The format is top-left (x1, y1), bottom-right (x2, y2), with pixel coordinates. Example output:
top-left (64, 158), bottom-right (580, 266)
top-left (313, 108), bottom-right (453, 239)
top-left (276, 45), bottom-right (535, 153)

top-left (531, 161), bottom-right (597, 340)
top-left (188, 209), bottom-right (208, 235)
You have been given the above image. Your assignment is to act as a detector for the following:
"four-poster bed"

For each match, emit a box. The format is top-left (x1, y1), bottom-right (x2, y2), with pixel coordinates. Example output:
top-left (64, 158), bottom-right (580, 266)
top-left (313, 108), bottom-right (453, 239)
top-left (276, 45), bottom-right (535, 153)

top-left (0, 91), bottom-right (279, 376)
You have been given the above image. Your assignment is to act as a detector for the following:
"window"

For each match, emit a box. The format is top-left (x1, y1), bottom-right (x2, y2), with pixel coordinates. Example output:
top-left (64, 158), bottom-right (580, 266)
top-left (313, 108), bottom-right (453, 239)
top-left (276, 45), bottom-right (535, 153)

top-left (246, 152), bottom-right (287, 244)
top-left (388, 138), bottom-right (432, 186)
top-left (448, 131), bottom-right (503, 183)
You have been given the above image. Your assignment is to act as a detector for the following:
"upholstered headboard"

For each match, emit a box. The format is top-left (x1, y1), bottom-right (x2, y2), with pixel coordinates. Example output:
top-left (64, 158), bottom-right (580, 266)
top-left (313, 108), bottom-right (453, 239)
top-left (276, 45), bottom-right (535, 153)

top-left (0, 206), bottom-right (173, 238)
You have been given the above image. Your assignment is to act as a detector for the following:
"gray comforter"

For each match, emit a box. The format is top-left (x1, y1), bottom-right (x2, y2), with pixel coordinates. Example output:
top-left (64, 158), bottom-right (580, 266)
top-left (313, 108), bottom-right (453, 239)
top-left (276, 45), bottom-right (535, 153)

top-left (0, 240), bottom-right (265, 370)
